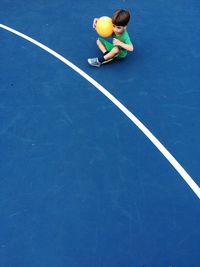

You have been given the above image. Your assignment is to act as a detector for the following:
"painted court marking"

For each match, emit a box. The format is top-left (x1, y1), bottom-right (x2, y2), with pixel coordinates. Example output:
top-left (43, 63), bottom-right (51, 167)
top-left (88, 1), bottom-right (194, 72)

top-left (0, 23), bottom-right (200, 199)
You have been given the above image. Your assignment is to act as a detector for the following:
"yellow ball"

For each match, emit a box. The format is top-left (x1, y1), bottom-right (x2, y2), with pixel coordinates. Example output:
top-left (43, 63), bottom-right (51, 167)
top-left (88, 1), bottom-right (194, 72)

top-left (96, 16), bottom-right (113, 38)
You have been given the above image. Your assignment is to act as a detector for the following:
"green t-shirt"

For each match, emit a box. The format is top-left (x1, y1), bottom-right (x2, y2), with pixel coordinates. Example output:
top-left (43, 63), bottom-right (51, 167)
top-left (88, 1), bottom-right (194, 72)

top-left (112, 29), bottom-right (132, 58)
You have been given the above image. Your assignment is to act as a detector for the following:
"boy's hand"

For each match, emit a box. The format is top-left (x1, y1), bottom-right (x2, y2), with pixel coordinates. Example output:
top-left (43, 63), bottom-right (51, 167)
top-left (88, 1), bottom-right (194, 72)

top-left (113, 38), bottom-right (122, 46)
top-left (93, 18), bottom-right (98, 29)
top-left (113, 38), bottom-right (134, 52)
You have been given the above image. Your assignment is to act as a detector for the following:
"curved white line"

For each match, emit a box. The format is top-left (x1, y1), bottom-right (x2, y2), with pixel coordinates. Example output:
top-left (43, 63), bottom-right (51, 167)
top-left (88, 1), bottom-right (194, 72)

top-left (1, 23), bottom-right (199, 199)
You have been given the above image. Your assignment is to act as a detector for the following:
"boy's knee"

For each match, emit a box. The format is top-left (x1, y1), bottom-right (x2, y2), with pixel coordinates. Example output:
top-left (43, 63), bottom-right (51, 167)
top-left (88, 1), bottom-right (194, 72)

top-left (96, 39), bottom-right (101, 45)
top-left (112, 46), bottom-right (120, 54)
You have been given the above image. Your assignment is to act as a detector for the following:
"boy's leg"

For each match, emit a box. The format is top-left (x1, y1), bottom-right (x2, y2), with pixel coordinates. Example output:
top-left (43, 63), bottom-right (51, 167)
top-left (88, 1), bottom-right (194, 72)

top-left (88, 46), bottom-right (120, 67)
top-left (97, 38), bottom-right (120, 62)
top-left (103, 47), bottom-right (120, 61)
top-left (96, 39), bottom-right (107, 54)
top-left (97, 37), bottom-right (114, 53)
top-left (88, 38), bottom-right (120, 67)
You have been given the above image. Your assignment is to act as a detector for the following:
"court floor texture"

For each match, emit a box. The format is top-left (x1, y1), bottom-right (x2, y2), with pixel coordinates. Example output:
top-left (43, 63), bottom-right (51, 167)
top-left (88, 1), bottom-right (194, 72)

top-left (0, 1), bottom-right (200, 267)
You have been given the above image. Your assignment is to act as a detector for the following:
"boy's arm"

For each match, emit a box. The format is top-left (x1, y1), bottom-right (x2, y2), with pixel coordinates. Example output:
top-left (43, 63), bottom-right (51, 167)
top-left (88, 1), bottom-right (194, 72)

top-left (113, 38), bottom-right (134, 52)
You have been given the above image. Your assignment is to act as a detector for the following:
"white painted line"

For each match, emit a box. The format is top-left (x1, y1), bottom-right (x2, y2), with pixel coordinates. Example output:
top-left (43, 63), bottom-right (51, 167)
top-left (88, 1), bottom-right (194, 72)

top-left (0, 23), bottom-right (200, 199)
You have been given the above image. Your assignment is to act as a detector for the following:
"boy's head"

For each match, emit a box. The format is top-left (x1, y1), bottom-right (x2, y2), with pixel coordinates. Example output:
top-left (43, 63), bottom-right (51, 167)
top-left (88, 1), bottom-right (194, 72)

top-left (112, 9), bottom-right (130, 27)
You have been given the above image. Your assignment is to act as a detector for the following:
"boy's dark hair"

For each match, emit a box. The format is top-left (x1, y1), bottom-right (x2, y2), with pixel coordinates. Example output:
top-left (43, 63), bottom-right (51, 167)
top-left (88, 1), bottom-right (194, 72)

top-left (112, 9), bottom-right (130, 26)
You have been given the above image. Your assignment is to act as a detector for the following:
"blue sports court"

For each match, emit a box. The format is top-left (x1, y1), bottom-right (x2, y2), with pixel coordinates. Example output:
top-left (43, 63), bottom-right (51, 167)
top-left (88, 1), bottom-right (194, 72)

top-left (0, 1), bottom-right (200, 266)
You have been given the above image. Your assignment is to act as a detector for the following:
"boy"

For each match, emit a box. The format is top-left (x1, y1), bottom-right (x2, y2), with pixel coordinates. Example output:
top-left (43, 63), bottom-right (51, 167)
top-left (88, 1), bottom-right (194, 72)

top-left (88, 9), bottom-right (134, 67)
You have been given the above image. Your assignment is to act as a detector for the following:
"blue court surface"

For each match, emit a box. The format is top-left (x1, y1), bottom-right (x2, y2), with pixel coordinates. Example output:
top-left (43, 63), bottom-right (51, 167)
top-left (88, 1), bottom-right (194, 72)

top-left (0, 1), bottom-right (200, 267)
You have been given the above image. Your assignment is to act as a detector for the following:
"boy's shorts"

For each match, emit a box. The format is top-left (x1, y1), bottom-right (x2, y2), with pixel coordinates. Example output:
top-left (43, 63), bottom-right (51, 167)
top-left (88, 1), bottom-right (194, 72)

top-left (98, 37), bottom-right (127, 59)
